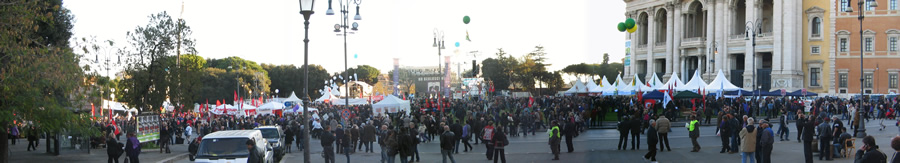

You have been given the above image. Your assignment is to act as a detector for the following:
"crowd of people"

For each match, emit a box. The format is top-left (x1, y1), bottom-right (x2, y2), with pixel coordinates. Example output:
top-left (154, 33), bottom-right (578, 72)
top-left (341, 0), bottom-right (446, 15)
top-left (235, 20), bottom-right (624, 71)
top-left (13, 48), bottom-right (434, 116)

top-left (16, 93), bottom-right (900, 163)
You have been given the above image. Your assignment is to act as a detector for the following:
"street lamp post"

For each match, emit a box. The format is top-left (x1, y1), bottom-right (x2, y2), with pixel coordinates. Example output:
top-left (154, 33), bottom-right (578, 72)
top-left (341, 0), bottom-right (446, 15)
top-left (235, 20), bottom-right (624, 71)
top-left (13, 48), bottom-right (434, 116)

top-left (327, 0), bottom-right (362, 109)
top-left (708, 41), bottom-right (718, 81)
top-left (298, 0), bottom-right (315, 162)
top-left (846, 0), bottom-right (877, 138)
top-left (434, 29), bottom-right (446, 118)
top-left (746, 20), bottom-right (763, 98)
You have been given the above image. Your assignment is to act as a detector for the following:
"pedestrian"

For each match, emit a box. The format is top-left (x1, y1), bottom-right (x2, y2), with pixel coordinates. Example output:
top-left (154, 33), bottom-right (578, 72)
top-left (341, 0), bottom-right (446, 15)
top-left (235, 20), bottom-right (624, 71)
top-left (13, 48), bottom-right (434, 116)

top-left (656, 115), bottom-right (671, 152)
top-left (124, 132), bottom-right (141, 163)
top-left (739, 117), bottom-right (757, 163)
top-left (629, 114), bottom-right (642, 150)
top-left (483, 121), bottom-right (496, 160)
top-left (817, 116), bottom-right (833, 161)
top-left (451, 120), bottom-right (463, 154)
top-left (9, 124), bottom-right (18, 145)
top-left (440, 125), bottom-right (456, 163)
top-left (335, 125), bottom-right (344, 155)
top-left (159, 123), bottom-right (170, 153)
top-left (247, 139), bottom-right (262, 163)
top-left (492, 128), bottom-right (508, 163)
top-left (689, 115), bottom-right (700, 152)
top-left (184, 125), bottom-right (192, 142)
top-left (778, 110), bottom-right (790, 141)
top-left (462, 122), bottom-right (473, 152)
top-left (800, 114), bottom-right (815, 163)
top-left (889, 136), bottom-right (900, 163)
top-left (855, 135), bottom-right (887, 162)
top-left (321, 126), bottom-right (335, 163)
top-left (342, 125), bottom-right (352, 163)
top-left (284, 127), bottom-right (294, 153)
top-left (406, 122), bottom-right (421, 162)
top-left (350, 124), bottom-right (359, 154)
top-left (758, 120), bottom-right (774, 163)
top-left (797, 112), bottom-right (805, 143)
top-left (106, 133), bottom-right (122, 163)
top-left (718, 114), bottom-right (732, 153)
top-left (295, 122), bottom-right (304, 152)
top-left (26, 126), bottom-right (38, 151)
top-left (564, 119), bottom-right (576, 153)
top-left (617, 116), bottom-right (630, 150)
top-left (363, 122), bottom-right (376, 153)
top-left (549, 121), bottom-right (561, 160)
top-left (644, 120), bottom-right (658, 163)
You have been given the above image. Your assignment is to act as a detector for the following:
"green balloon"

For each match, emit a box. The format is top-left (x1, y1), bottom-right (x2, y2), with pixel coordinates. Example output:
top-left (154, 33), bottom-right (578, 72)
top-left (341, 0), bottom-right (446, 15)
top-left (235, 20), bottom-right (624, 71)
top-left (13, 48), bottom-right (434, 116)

top-left (624, 18), bottom-right (635, 29)
top-left (463, 16), bottom-right (471, 24)
top-left (617, 22), bottom-right (626, 32)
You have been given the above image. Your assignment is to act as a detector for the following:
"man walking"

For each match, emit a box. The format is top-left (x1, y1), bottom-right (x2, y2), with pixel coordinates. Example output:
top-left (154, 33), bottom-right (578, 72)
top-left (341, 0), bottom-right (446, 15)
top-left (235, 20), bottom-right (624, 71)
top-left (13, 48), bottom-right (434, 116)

top-left (440, 125), bottom-right (456, 163)
top-left (778, 110), bottom-right (789, 141)
top-left (617, 116), bottom-right (630, 150)
top-left (657, 115), bottom-right (671, 151)
top-left (549, 121), bottom-right (561, 160)
top-left (321, 126), bottom-right (336, 163)
top-left (689, 115), bottom-right (701, 152)
top-left (800, 115), bottom-right (815, 163)
top-left (758, 120), bottom-right (774, 163)
top-left (483, 121), bottom-right (496, 160)
top-left (564, 120), bottom-right (576, 153)
top-left (817, 116), bottom-right (833, 161)
top-left (644, 120), bottom-right (658, 162)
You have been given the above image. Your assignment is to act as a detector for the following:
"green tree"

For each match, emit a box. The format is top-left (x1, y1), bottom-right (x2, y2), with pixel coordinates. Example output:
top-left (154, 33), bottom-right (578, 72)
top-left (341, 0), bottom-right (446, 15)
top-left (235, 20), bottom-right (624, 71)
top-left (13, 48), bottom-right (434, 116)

top-left (206, 56), bottom-right (265, 72)
top-left (1, 0), bottom-right (96, 160)
top-left (263, 64), bottom-right (329, 100)
top-left (481, 48), bottom-right (518, 91)
top-left (119, 11), bottom-right (196, 113)
top-left (388, 68), bottom-right (416, 95)
top-left (338, 65), bottom-right (380, 85)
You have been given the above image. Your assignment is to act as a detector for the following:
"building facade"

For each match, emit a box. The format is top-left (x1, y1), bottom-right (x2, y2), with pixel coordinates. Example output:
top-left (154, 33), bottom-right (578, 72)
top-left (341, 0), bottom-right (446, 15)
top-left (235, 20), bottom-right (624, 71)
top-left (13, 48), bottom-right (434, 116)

top-left (624, 0), bottom-right (804, 91)
top-left (802, 0), bottom-right (834, 94)
top-left (833, 0), bottom-right (900, 94)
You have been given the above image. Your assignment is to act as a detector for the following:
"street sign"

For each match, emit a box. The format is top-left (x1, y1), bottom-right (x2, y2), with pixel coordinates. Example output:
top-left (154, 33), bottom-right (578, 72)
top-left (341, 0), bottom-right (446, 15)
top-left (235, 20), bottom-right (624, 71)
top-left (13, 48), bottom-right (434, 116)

top-left (780, 89), bottom-right (786, 96)
top-left (801, 89), bottom-right (807, 96)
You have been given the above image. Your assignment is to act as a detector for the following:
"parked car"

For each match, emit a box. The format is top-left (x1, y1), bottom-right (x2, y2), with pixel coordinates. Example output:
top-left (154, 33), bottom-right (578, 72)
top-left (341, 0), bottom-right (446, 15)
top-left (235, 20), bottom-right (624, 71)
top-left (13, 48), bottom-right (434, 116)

top-left (255, 126), bottom-right (285, 162)
top-left (194, 130), bottom-right (274, 163)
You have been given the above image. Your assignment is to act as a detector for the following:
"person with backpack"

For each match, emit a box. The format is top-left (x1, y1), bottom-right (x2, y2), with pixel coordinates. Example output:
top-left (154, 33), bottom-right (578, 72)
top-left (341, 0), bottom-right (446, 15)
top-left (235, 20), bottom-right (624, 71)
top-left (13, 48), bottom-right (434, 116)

top-left (492, 127), bottom-right (508, 163)
top-left (483, 121), bottom-right (496, 160)
top-left (106, 133), bottom-right (123, 163)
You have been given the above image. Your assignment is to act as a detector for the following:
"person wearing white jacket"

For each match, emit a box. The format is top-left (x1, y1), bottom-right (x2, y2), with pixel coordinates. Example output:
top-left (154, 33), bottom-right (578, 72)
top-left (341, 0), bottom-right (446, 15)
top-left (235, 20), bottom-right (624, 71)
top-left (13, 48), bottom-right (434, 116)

top-left (184, 125), bottom-right (193, 141)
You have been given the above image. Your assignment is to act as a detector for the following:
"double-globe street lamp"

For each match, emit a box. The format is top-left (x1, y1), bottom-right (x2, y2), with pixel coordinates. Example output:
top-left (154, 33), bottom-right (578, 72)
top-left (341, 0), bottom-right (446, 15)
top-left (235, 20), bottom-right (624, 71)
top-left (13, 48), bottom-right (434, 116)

top-left (433, 29), bottom-right (447, 118)
top-left (327, 0), bottom-right (362, 108)
top-left (745, 20), bottom-right (763, 99)
top-left (298, 0), bottom-right (315, 162)
top-left (845, 0), bottom-right (878, 138)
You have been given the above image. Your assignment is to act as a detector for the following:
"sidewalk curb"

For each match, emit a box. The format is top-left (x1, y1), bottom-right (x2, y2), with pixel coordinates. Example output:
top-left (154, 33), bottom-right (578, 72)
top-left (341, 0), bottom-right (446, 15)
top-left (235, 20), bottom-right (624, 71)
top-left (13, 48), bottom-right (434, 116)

top-left (157, 153), bottom-right (189, 163)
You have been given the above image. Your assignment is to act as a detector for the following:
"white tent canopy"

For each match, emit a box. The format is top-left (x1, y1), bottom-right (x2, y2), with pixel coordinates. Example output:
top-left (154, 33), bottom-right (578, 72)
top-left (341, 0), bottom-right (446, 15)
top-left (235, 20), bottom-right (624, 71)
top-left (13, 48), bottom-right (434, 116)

top-left (654, 72), bottom-right (685, 90)
top-left (371, 95), bottom-right (411, 116)
top-left (585, 80), bottom-right (599, 92)
top-left (284, 91), bottom-right (302, 103)
top-left (257, 101), bottom-right (285, 110)
top-left (648, 73), bottom-right (664, 88)
top-left (103, 99), bottom-right (130, 111)
top-left (627, 73), bottom-right (653, 92)
top-left (602, 74), bottom-right (633, 95)
top-left (315, 89), bottom-right (340, 102)
top-left (589, 76), bottom-right (613, 93)
top-left (676, 70), bottom-right (708, 91)
top-left (331, 98), bottom-right (369, 105)
top-left (564, 80), bottom-right (588, 94)
top-left (704, 70), bottom-right (743, 92)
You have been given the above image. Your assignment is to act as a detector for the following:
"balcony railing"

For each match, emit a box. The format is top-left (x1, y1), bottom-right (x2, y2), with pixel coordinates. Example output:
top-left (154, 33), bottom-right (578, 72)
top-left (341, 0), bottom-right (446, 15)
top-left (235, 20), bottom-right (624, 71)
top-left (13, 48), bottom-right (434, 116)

top-left (683, 37), bottom-right (705, 42)
top-left (655, 42), bottom-right (666, 46)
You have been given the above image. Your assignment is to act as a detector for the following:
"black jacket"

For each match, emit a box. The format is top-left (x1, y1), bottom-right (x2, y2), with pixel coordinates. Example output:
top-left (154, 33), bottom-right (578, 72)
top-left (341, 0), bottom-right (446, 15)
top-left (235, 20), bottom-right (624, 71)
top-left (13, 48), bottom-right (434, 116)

top-left (646, 126), bottom-right (658, 147)
top-left (564, 122), bottom-right (577, 138)
top-left (248, 145), bottom-right (262, 163)
top-left (440, 131), bottom-right (455, 150)
top-left (801, 118), bottom-right (816, 141)
top-left (855, 146), bottom-right (887, 163)
top-left (450, 124), bottom-right (463, 139)
top-left (321, 131), bottom-right (335, 147)
top-left (106, 139), bottom-right (122, 156)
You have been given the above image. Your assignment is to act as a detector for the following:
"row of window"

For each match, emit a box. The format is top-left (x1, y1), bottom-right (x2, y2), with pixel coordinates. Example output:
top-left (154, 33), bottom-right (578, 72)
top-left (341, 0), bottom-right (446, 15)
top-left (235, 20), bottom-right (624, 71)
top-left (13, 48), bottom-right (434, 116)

top-left (841, 0), bottom-right (899, 11)
top-left (838, 37), bottom-right (900, 52)
top-left (837, 72), bottom-right (899, 89)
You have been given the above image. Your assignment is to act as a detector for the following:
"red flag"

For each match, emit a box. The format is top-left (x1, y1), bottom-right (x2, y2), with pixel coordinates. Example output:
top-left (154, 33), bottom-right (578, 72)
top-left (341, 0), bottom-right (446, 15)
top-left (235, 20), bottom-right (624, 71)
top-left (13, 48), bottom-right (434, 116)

top-left (528, 97), bottom-right (534, 107)
top-left (91, 103), bottom-right (95, 118)
top-left (112, 118), bottom-right (120, 135)
top-left (240, 97), bottom-right (243, 109)
top-left (234, 90), bottom-right (238, 102)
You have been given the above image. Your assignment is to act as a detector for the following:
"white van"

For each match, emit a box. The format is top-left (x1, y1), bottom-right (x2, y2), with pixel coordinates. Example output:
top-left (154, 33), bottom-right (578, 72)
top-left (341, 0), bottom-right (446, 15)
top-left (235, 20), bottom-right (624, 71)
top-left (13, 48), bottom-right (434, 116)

top-left (194, 130), bottom-right (274, 163)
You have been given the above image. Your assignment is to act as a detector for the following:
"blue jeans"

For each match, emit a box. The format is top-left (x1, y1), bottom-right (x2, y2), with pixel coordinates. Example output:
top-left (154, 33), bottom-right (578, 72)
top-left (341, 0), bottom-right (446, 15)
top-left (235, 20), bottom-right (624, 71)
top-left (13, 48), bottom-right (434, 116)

top-left (833, 144), bottom-right (843, 158)
top-left (381, 147), bottom-right (388, 163)
top-left (730, 135), bottom-right (739, 152)
top-left (777, 124), bottom-right (789, 140)
top-left (441, 149), bottom-right (456, 163)
top-left (741, 152), bottom-right (755, 163)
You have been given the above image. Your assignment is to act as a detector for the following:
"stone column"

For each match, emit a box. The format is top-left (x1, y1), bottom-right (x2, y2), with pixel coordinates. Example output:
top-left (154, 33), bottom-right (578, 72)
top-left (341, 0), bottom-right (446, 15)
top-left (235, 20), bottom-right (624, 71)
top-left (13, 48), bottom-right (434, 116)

top-left (673, 5), bottom-right (682, 79)
top-left (646, 10), bottom-right (656, 81)
top-left (744, 0), bottom-right (757, 89)
top-left (666, 4), bottom-right (675, 77)
top-left (706, 1), bottom-right (716, 73)
top-left (773, 0), bottom-right (784, 77)
top-left (715, 0), bottom-right (725, 80)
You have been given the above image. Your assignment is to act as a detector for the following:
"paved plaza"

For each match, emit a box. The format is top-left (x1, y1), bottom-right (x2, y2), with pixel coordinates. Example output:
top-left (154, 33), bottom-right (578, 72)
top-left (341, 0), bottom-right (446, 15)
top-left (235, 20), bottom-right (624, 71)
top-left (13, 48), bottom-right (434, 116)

top-left (9, 117), bottom-right (900, 163)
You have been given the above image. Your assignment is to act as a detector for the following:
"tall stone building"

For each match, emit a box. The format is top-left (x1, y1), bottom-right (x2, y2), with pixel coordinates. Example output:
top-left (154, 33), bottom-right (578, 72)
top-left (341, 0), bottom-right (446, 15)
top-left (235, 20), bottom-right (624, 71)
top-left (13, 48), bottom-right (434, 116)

top-left (833, 0), bottom-right (900, 94)
top-left (624, 0), bottom-right (804, 91)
